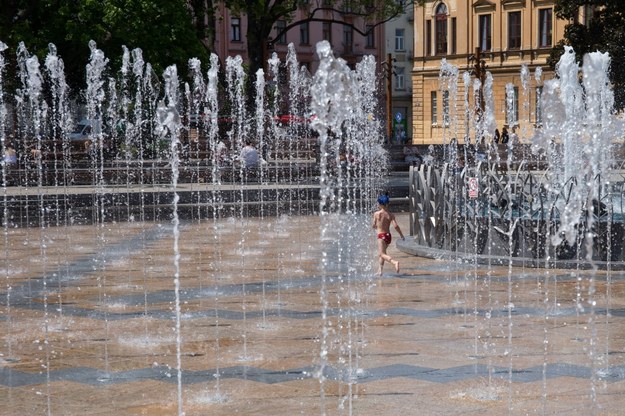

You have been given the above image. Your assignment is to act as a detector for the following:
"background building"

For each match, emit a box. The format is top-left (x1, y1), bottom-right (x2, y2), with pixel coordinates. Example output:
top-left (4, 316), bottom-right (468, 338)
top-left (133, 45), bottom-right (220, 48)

top-left (411, 0), bottom-right (570, 145)
top-left (385, 3), bottom-right (415, 144)
top-left (212, 4), bottom-right (385, 77)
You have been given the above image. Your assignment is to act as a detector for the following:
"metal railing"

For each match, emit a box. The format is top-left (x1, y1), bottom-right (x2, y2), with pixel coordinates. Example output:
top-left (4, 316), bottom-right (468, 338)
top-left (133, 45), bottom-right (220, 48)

top-left (408, 161), bottom-right (625, 268)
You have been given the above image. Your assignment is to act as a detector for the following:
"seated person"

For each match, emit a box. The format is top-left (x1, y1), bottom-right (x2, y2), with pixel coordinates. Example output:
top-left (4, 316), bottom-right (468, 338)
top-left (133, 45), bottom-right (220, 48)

top-left (239, 139), bottom-right (259, 168)
top-left (4, 144), bottom-right (17, 166)
top-left (403, 145), bottom-right (423, 166)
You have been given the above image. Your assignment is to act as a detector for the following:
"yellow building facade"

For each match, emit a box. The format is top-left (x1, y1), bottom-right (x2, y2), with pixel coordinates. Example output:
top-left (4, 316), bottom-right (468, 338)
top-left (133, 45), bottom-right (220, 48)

top-left (411, 0), bottom-right (572, 145)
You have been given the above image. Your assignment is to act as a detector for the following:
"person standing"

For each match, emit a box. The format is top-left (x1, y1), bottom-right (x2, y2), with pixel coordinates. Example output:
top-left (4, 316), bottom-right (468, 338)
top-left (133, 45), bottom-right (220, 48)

top-left (372, 194), bottom-right (405, 276)
top-left (509, 126), bottom-right (519, 146)
top-left (494, 128), bottom-right (501, 144)
top-left (501, 126), bottom-right (509, 144)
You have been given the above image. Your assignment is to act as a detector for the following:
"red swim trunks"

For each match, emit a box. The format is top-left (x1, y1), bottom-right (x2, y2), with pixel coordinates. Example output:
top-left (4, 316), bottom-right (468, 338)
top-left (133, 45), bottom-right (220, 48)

top-left (377, 232), bottom-right (391, 245)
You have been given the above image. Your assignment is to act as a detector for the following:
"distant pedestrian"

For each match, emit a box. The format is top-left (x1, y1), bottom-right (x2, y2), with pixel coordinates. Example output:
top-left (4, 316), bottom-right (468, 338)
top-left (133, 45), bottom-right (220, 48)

top-left (494, 128), bottom-right (500, 144)
top-left (501, 126), bottom-right (509, 144)
top-left (509, 126), bottom-right (519, 147)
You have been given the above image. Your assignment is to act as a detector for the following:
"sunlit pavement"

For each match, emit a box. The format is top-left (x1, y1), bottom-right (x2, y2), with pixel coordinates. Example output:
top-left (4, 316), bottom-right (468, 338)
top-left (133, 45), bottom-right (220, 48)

top-left (1, 213), bottom-right (625, 415)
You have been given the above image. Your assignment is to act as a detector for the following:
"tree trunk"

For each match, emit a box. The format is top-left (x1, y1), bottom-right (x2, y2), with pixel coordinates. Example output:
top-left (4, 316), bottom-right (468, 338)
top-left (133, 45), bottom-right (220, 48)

top-left (190, 0), bottom-right (216, 55)
top-left (245, 13), bottom-right (273, 105)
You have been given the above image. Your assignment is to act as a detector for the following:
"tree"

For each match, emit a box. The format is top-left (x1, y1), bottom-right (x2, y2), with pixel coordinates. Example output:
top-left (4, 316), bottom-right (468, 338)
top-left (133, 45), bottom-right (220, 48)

top-left (550, 0), bottom-right (625, 110)
top-left (0, 0), bottom-right (210, 95)
top-left (224, 0), bottom-right (418, 85)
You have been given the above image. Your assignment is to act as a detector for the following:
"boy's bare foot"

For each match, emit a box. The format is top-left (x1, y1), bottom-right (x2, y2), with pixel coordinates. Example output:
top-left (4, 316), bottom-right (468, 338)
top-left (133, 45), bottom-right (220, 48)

top-left (394, 261), bottom-right (400, 273)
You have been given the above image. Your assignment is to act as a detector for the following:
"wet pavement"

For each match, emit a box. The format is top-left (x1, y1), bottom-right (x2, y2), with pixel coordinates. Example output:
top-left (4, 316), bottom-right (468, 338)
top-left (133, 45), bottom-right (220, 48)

top-left (1, 213), bottom-right (625, 415)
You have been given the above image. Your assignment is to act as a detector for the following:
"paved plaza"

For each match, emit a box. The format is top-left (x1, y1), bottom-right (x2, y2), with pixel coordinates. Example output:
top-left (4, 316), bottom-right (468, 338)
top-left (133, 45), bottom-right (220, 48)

top-left (1, 213), bottom-right (625, 415)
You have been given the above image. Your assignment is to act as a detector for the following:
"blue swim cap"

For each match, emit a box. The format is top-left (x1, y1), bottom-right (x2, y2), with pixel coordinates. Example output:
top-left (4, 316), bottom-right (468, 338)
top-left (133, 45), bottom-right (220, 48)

top-left (377, 195), bottom-right (390, 205)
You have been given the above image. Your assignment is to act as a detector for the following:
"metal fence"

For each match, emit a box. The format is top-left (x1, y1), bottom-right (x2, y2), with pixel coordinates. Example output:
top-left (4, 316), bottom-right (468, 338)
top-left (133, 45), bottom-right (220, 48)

top-left (408, 162), bottom-right (625, 268)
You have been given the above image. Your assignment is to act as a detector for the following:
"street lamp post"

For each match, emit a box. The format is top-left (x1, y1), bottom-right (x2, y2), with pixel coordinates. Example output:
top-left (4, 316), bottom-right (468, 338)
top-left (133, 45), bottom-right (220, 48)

top-left (471, 47), bottom-right (487, 114)
top-left (381, 53), bottom-right (396, 144)
top-left (387, 53), bottom-right (393, 142)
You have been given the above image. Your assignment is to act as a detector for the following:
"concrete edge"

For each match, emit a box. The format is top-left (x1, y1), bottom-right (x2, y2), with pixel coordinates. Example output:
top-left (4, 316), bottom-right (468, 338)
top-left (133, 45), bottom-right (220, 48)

top-left (396, 238), bottom-right (625, 272)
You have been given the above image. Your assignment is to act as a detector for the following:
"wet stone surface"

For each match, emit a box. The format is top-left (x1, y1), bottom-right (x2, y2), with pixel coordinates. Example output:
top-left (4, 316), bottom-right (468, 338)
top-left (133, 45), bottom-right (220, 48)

top-left (1, 214), bottom-right (625, 415)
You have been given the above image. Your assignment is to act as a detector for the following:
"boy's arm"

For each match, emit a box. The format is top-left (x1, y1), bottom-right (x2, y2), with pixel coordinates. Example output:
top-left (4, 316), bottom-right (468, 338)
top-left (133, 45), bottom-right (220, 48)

top-left (391, 216), bottom-right (405, 240)
top-left (372, 212), bottom-right (378, 229)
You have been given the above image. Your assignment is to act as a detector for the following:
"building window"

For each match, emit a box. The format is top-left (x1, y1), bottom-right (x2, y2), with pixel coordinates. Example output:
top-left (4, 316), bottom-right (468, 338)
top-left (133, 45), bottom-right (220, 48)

top-left (435, 3), bottom-right (448, 55)
top-left (366, 25), bottom-right (375, 48)
top-left (451, 17), bottom-right (457, 54)
top-left (343, 25), bottom-right (353, 54)
top-left (442, 90), bottom-right (450, 126)
top-left (426, 20), bottom-right (432, 56)
top-left (323, 22), bottom-right (332, 44)
top-left (535, 86), bottom-right (543, 125)
top-left (395, 28), bottom-right (405, 51)
top-left (506, 86), bottom-right (519, 126)
top-left (231, 18), bottom-right (241, 42)
top-left (508, 11), bottom-right (521, 50)
top-left (431, 91), bottom-right (438, 125)
top-left (479, 14), bottom-right (491, 51)
top-left (583, 5), bottom-right (595, 26)
top-left (300, 22), bottom-right (309, 45)
top-left (538, 8), bottom-right (553, 48)
top-left (276, 20), bottom-right (287, 44)
top-left (395, 67), bottom-right (405, 90)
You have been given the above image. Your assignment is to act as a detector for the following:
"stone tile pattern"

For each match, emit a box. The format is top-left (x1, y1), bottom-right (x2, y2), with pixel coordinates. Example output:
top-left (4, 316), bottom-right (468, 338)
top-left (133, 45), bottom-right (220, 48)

top-left (1, 215), bottom-right (625, 415)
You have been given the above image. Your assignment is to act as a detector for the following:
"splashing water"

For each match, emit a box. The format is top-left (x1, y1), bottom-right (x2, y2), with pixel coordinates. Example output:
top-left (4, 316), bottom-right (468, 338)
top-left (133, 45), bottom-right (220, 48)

top-left (0, 38), bottom-right (388, 416)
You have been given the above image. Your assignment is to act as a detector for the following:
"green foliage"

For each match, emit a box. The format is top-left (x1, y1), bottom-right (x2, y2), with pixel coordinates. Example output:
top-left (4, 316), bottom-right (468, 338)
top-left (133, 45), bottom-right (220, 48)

top-left (0, 0), bottom-right (210, 97)
top-left (100, 0), bottom-right (210, 77)
top-left (552, 0), bottom-right (625, 109)
top-left (0, 0), bottom-right (417, 106)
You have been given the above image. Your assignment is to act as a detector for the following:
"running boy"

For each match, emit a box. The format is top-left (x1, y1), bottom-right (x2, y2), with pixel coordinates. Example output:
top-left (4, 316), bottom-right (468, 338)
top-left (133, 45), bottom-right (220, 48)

top-left (373, 194), bottom-right (405, 275)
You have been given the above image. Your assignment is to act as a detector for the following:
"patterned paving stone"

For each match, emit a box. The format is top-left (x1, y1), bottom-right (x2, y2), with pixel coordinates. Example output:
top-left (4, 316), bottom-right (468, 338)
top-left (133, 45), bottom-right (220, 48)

top-left (1, 214), bottom-right (625, 415)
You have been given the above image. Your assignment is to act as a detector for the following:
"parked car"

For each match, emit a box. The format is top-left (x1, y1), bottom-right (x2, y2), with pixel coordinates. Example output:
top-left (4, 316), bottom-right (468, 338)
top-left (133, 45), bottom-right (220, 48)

top-left (69, 119), bottom-right (110, 155)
